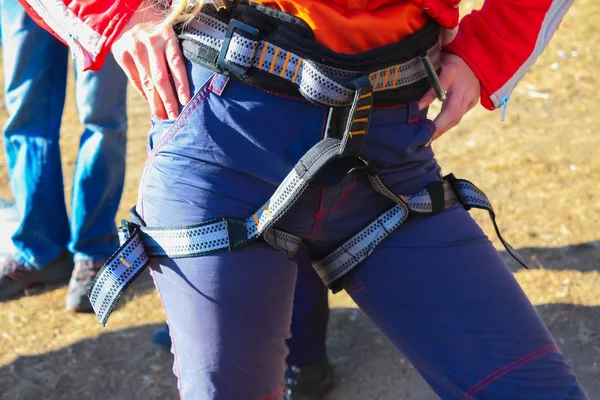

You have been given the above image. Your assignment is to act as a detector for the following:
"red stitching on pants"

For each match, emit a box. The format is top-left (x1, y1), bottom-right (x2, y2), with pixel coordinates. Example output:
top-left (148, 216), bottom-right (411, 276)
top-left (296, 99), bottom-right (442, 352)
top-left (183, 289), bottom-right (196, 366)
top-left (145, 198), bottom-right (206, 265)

top-left (208, 74), bottom-right (229, 96)
top-left (350, 286), bottom-right (365, 295)
top-left (464, 344), bottom-right (559, 400)
top-left (257, 387), bottom-right (284, 400)
top-left (348, 283), bottom-right (365, 295)
top-left (307, 174), bottom-right (357, 240)
top-left (347, 281), bottom-right (363, 290)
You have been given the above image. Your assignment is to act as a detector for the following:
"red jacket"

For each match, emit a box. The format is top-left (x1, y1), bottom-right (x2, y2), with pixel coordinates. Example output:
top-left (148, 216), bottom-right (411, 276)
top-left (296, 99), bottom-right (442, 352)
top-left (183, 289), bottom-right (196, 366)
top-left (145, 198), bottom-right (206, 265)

top-left (19, 0), bottom-right (572, 110)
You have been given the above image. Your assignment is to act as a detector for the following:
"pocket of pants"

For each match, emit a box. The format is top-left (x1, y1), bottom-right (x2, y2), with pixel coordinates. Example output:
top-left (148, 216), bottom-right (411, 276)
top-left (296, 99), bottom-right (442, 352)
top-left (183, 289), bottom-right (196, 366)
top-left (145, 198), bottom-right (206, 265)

top-left (406, 100), bottom-right (436, 145)
top-left (147, 67), bottom-right (217, 155)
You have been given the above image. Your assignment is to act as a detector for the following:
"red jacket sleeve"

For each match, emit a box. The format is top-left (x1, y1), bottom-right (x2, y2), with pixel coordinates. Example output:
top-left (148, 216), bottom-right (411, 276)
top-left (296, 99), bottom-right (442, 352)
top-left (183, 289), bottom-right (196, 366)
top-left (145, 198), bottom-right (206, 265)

top-left (17, 0), bottom-right (143, 71)
top-left (444, 0), bottom-right (573, 110)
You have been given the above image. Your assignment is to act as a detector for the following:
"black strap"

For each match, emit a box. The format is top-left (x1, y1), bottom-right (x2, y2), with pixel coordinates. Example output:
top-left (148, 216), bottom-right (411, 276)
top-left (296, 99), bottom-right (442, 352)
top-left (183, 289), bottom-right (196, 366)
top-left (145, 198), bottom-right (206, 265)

top-left (338, 76), bottom-right (373, 158)
top-left (445, 174), bottom-right (529, 269)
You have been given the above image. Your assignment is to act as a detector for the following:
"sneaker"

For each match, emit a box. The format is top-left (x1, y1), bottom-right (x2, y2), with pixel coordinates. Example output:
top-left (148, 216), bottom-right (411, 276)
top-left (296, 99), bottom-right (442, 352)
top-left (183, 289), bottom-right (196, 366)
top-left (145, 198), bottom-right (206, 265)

top-left (151, 323), bottom-right (172, 350)
top-left (0, 252), bottom-right (73, 300)
top-left (285, 360), bottom-right (334, 400)
top-left (65, 260), bottom-right (103, 312)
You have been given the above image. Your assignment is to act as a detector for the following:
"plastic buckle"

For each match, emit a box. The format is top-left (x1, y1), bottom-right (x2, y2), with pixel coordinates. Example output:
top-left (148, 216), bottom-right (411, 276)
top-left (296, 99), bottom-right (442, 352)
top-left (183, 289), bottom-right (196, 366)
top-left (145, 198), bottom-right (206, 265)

top-left (225, 218), bottom-right (249, 251)
top-left (217, 19), bottom-right (259, 76)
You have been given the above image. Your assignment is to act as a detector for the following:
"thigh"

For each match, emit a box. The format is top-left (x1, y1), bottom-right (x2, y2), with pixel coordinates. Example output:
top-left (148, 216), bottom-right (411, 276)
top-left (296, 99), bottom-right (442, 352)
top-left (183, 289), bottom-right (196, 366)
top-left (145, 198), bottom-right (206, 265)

top-left (347, 206), bottom-right (586, 399)
top-left (136, 65), bottom-right (329, 398)
top-left (150, 244), bottom-right (297, 400)
top-left (286, 247), bottom-right (330, 366)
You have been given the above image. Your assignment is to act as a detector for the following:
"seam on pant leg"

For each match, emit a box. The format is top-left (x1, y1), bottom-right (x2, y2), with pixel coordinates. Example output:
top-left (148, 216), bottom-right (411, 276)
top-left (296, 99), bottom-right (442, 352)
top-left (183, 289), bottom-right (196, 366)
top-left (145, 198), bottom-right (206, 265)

top-left (140, 202), bottom-right (185, 400)
top-left (307, 174), bottom-right (357, 240)
top-left (306, 108), bottom-right (330, 240)
top-left (150, 267), bottom-right (187, 400)
top-left (257, 387), bottom-right (285, 400)
top-left (138, 159), bottom-right (154, 222)
top-left (464, 344), bottom-right (560, 400)
top-left (348, 282), bottom-right (365, 295)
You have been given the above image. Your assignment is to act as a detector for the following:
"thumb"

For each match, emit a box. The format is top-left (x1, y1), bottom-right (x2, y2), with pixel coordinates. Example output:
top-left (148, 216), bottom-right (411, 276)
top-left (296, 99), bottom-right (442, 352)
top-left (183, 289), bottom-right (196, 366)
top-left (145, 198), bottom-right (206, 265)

top-left (417, 87), bottom-right (438, 111)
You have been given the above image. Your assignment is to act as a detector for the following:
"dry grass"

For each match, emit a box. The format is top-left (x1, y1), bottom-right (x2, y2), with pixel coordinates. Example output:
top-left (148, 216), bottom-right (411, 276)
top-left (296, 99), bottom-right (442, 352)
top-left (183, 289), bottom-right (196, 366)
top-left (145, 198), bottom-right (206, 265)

top-left (1, 1), bottom-right (600, 399)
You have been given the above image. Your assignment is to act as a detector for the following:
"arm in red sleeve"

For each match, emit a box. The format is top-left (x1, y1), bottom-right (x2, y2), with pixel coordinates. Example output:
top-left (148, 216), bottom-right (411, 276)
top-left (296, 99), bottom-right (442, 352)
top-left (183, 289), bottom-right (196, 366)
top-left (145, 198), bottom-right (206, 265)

top-left (17, 0), bottom-right (143, 71)
top-left (444, 0), bottom-right (573, 110)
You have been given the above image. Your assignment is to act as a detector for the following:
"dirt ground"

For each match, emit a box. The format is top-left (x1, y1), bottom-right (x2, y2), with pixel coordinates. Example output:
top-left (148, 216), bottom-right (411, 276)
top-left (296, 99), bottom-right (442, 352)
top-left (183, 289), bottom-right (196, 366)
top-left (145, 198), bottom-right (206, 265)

top-left (1, 1), bottom-right (600, 399)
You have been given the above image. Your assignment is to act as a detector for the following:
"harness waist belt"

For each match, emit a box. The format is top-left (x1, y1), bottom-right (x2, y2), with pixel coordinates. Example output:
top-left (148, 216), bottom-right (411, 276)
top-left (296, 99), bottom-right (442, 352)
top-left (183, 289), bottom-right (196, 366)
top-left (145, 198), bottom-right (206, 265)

top-left (179, 6), bottom-right (444, 107)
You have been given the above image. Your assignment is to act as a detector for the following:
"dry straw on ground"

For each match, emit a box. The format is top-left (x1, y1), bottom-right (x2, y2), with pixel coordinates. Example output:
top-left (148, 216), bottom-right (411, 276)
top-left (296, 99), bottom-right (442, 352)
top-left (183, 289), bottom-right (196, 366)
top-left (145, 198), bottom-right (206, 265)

top-left (1, 1), bottom-right (599, 399)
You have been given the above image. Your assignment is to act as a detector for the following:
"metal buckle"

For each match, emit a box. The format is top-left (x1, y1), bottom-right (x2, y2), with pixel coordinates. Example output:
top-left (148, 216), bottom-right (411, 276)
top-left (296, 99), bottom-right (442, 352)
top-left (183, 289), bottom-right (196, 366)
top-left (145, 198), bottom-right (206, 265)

top-left (217, 19), bottom-right (259, 76)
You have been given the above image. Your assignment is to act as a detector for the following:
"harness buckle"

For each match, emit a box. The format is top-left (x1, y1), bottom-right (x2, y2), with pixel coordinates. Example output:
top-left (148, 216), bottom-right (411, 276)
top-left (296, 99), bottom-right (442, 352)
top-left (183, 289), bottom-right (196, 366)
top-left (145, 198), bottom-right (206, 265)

top-left (217, 19), bottom-right (259, 76)
top-left (336, 75), bottom-right (373, 158)
top-left (224, 218), bottom-right (249, 250)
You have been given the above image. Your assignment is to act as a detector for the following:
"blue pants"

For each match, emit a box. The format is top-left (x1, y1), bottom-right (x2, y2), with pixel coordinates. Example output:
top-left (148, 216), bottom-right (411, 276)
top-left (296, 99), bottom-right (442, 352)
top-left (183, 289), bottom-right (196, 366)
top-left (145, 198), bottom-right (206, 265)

top-left (0, 0), bottom-right (128, 269)
top-left (139, 63), bottom-right (586, 399)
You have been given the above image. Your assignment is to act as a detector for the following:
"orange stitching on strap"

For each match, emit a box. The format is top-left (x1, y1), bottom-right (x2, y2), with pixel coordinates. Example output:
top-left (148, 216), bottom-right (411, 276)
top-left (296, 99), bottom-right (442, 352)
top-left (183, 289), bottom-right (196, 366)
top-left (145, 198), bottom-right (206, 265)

top-left (375, 70), bottom-right (382, 88)
top-left (356, 105), bottom-right (371, 112)
top-left (353, 118), bottom-right (368, 123)
top-left (392, 66), bottom-right (400, 89)
top-left (281, 52), bottom-right (291, 77)
top-left (359, 92), bottom-right (372, 99)
top-left (382, 67), bottom-right (391, 89)
top-left (292, 58), bottom-right (303, 83)
top-left (349, 130), bottom-right (366, 137)
top-left (119, 257), bottom-right (132, 268)
top-left (270, 46), bottom-right (280, 73)
top-left (257, 42), bottom-right (270, 69)
top-left (252, 214), bottom-right (261, 229)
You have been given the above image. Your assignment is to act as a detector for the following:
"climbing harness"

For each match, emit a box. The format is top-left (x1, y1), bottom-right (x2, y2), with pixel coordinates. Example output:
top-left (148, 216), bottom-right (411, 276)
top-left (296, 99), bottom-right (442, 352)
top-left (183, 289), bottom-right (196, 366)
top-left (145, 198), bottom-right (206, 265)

top-left (89, 4), bottom-right (527, 326)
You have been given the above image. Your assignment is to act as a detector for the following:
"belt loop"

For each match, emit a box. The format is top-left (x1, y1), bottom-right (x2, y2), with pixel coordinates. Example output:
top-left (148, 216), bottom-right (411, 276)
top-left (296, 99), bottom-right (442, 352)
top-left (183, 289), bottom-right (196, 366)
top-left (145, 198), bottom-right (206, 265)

top-left (217, 19), bottom-right (260, 76)
top-left (338, 75), bottom-right (373, 158)
top-left (407, 100), bottom-right (419, 123)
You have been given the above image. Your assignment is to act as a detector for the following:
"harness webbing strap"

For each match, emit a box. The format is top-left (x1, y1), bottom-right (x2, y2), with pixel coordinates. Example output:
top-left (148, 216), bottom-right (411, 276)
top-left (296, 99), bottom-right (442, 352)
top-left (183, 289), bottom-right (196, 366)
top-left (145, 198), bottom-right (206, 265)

top-left (316, 178), bottom-right (528, 291)
top-left (314, 203), bottom-right (409, 287)
top-left (88, 230), bottom-right (150, 326)
top-left (180, 12), bottom-right (440, 107)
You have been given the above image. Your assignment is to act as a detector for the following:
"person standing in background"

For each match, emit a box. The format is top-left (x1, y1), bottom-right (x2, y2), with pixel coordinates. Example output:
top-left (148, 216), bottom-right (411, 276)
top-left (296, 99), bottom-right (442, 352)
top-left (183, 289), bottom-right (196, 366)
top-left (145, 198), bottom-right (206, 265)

top-left (0, 0), bottom-right (128, 312)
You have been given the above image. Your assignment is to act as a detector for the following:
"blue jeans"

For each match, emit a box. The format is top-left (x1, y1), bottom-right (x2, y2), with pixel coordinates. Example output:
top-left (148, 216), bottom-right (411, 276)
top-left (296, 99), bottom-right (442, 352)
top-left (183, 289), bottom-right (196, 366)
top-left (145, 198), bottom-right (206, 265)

top-left (139, 64), bottom-right (586, 399)
top-left (0, 0), bottom-right (128, 269)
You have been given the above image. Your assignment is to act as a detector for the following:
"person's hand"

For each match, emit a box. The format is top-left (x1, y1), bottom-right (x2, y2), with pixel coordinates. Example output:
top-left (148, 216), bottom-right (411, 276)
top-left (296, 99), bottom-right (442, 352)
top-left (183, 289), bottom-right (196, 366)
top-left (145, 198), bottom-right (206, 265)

top-left (418, 52), bottom-right (480, 143)
top-left (112, 4), bottom-right (190, 120)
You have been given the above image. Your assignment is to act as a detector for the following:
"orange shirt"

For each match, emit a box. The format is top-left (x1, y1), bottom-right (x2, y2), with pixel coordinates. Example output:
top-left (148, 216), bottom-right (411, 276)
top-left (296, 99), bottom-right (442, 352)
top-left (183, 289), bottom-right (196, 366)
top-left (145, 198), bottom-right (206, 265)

top-left (252, 0), bottom-right (428, 54)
